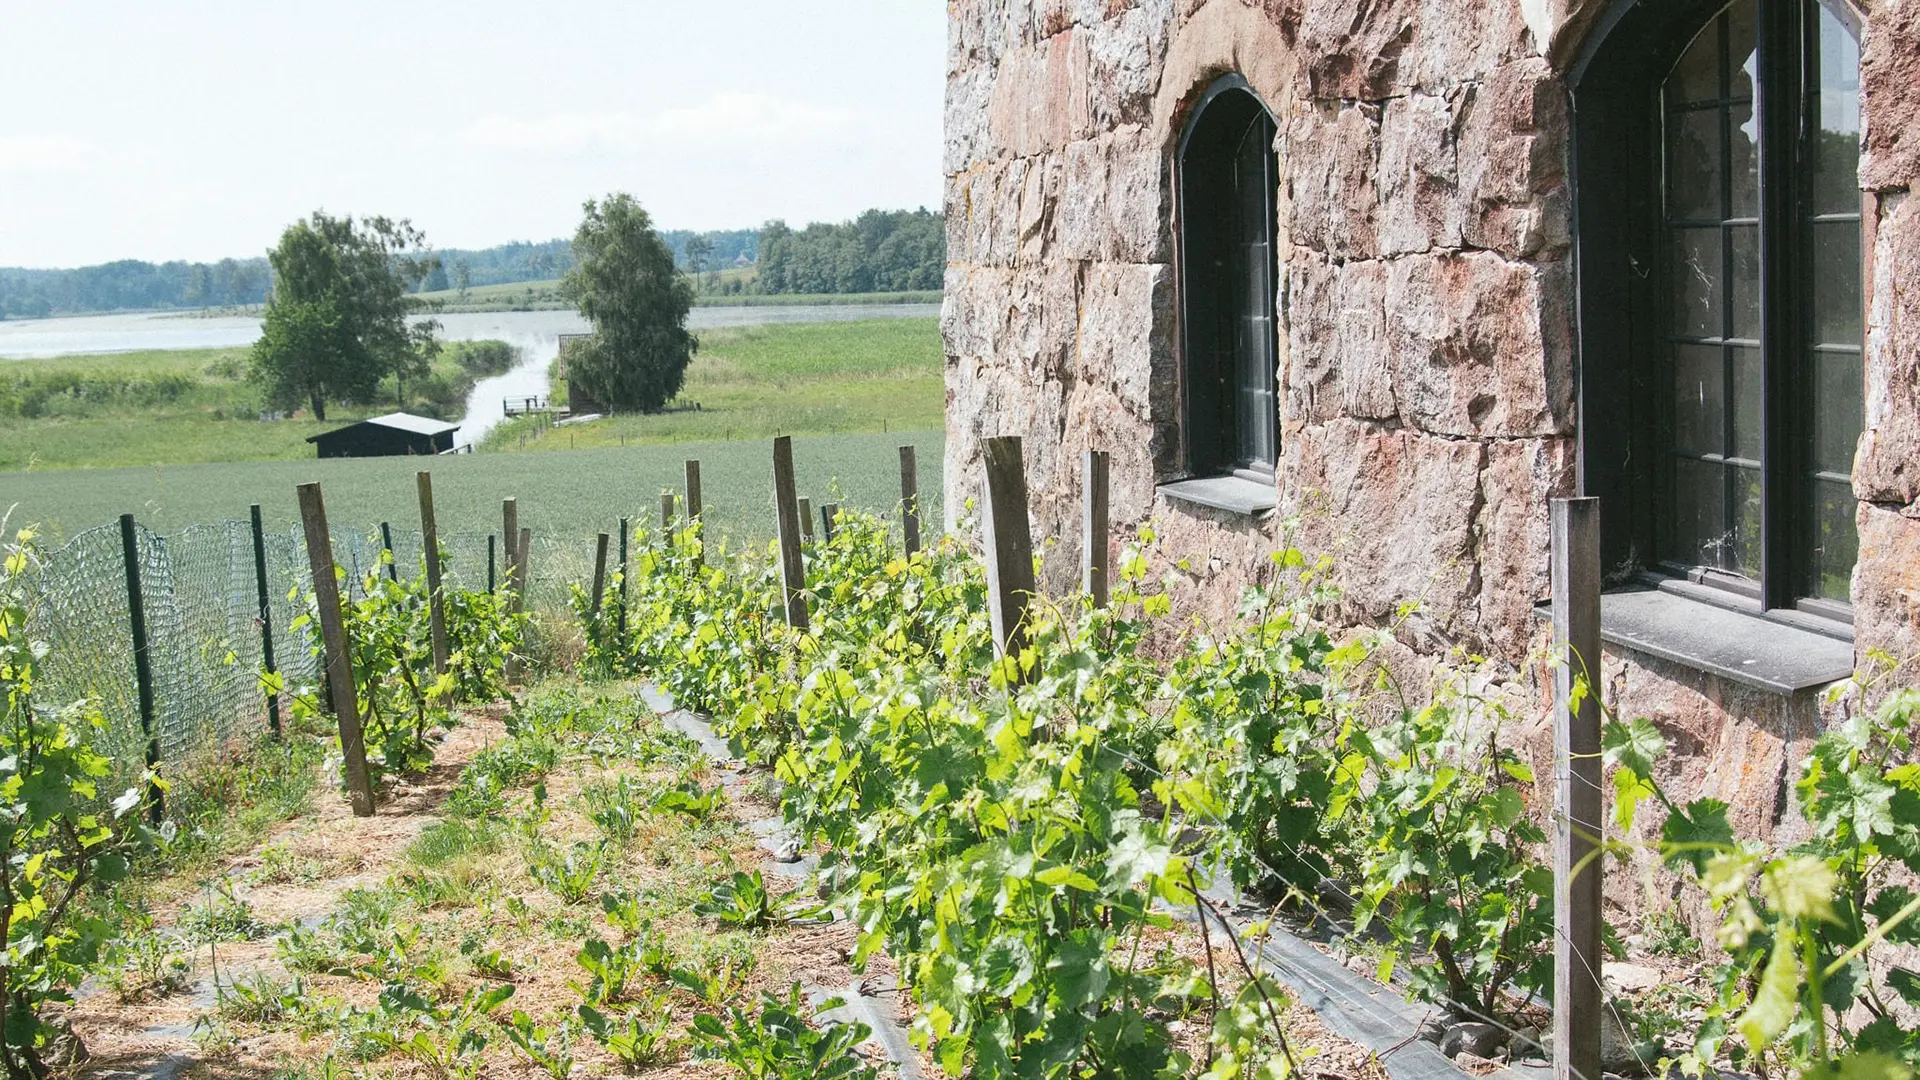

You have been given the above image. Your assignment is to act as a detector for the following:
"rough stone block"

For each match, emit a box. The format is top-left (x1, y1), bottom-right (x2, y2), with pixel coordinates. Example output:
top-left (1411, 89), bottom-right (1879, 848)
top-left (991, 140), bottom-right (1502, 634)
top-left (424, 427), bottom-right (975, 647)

top-left (1285, 255), bottom-right (1396, 423)
top-left (1858, 191), bottom-right (1920, 507)
top-left (1077, 262), bottom-right (1172, 421)
top-left (1855, 501), bottom-right (1920, 674)
top-left (1861, 0), bottom-right (1920, 191)
top-left (1287, 102), bottom-right (1381, 260)
top-left (1474, 437), bottom-right (1575, 658)
top-left (1383, 252), bottom-right (1574, 438)
top-left (1296, 0), bottom-right (1417, 100)
top-left (1376, 91), bottom-right (1464, 255)
top-left (1282, 420), bottom-right (1486, 639)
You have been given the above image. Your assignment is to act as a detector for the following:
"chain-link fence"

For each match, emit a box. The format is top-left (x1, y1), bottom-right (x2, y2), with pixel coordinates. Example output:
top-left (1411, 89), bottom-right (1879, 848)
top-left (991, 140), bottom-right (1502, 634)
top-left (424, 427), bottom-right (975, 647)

top-left (21, 516), bottom-right (595, 789)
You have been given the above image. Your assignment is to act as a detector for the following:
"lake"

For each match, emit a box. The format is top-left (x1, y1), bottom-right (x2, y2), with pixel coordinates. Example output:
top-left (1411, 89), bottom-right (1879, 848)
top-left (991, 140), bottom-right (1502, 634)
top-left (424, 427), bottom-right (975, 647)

top-left (0, 304), bottom-right (941, 446)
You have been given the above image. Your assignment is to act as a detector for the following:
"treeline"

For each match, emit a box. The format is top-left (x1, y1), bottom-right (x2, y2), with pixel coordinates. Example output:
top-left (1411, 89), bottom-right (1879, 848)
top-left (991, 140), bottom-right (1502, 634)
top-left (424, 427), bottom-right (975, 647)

top-left (755, 209), bottom-right (944, 295)
top-left (0, 259), bottom-right (272, 319)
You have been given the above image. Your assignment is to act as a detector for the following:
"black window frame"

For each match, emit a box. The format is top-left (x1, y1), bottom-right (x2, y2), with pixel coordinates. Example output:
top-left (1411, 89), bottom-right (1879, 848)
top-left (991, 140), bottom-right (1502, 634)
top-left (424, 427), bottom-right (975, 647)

top-left (1570, 0), bottom-right (1864, 630)
top-left (1175, 74), bottom-right (1281, 486)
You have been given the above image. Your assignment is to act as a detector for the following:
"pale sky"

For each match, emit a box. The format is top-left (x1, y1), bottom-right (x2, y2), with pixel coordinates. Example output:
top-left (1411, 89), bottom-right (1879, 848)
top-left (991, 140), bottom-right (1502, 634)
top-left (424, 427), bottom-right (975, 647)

top-left (0, 2), bottom-right (947, 269)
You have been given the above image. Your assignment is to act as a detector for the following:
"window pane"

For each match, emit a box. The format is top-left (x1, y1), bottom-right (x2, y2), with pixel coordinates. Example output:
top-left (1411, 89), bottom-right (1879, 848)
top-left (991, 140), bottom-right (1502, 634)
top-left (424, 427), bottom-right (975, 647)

top-left (1805, 478), bottom-right (1858, 602)
top-left (1726, 1), bottom-right (1758, 101)
top-left (1809, 3), bottom-right (1862, 216)
top-left (1729, 346), bottom-right (1762, 462)
top-left (1671, 228), bottom-right (1723, 338)
top-left (1729, 101), bottom-right (1759, 218)
top-left (1811, 350), bottom-right (1861, 475)
top-left (1672, 458), bottom-right (1729, 570)
top-left (1808, 220), bottom-right (1863, 345)
top-left (1667, 109), bottom-right (1723, 221)
top-left (1667, 13), bottom-right (1722, 106)
top-left (1673, 344), bottom-right (1725, 456)
top-left (1731, 464), bottom-right (1762, 577)
top-left (1729, 225), bottom-right (1760, 340)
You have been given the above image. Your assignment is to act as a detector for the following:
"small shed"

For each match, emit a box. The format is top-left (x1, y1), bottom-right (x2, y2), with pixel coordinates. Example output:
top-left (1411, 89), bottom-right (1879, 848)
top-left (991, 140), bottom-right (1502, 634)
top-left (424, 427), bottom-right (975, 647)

top-left (307, 413), bottom-right (459, 459)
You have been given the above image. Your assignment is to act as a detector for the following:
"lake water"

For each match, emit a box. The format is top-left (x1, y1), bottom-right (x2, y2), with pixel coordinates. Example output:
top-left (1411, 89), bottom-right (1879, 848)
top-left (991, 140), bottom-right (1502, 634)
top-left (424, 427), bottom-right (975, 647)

top-left (0, 304), bottom-right (941, 447)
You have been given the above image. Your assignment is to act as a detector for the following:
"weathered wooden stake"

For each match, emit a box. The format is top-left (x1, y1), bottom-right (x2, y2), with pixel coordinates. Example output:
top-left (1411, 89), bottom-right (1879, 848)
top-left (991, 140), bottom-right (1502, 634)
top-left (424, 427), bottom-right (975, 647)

top-left (416, 472), bottom-right (449, 677)
top-left (820, 503), bottom-right (839, 543)
top-left (487, 534), bottom-right (497, 593)
top-left (1552, 496), bottom-right (1603, 1080)
top-left (296, 483), bottom-right (376, 817)
top-left (899, 444), bottom-right (922, 556)
top-left (502, 498), bottom-right (519, 590)
top-left (979, 436), bottom-right (1036, 673)
top-left (772, 436), bottom-right (810, 629)
top-left (660, 492), bottom-right (675, 536)
top-left (1083, 449), bottom-right (1111, 609)
top-left (616, 517), bottom-right (630, 640)
top-left (798, 497), bottom-right (814, 542)
top-left (118, 514), bottom-right (165, 822)
top-left (516, 527), bottom-right (532, 613)
top-left (379, 521), bottom-right (398, 582)
top-left (591, 532), bottom-right (610, 615)
top-left (249, 505), bottom-right (282, 736)
top-left (685, 459), bottom-right (703, 520)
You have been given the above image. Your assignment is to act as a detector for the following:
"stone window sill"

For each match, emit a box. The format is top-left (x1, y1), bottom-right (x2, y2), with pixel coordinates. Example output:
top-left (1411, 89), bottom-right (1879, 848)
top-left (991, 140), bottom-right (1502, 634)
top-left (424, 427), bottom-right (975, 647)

top-left (1535, 582), bottom-right (1854, 695)
top-left (1157, 475), bottom-right (1278, 518)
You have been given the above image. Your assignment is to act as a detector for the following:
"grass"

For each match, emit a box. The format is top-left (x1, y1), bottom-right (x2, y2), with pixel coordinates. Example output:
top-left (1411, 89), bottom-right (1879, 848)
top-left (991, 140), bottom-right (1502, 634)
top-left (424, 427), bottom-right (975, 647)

top-left (0, 341), bottom-right (514, 471)
top-left (489, 317), bottom-right (941, 450)
top-left (1, 428), bottom-right (946, 551)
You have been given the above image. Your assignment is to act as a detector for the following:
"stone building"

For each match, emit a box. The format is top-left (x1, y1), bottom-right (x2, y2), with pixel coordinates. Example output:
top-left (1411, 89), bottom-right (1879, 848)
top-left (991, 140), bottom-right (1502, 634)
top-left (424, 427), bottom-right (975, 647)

top-left (942, 0), bottom-right (1919, 829)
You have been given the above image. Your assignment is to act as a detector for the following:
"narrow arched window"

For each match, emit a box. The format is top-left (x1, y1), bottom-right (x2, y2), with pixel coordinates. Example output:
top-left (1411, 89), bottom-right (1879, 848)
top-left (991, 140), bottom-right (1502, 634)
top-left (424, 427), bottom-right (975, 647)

top-left (1178, 76), bottom-right (1280, 484)
top-left (1574, 0), bottom-right (1862, 622)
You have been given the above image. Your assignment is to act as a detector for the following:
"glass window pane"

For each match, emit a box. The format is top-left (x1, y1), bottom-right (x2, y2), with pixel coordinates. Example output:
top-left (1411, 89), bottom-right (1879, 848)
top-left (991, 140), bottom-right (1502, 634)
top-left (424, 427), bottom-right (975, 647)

top-left (1729, 225), bottom-right (1760, 340)
top-left (1808, 219), bottom-right (1862, 345)
top-left (1729, 346), bottom-right (1762, 462)
top-left (1667, 109), bottom-right (1724, 221)
top-left (1729, 101), bottom-right (1759, 217)
top-left (1673, 344), bottom-right (1725, 456)
top-left (1671, 458), bottom-right (1730, 570)
top-left (1809, 3), bottom-right (1862, 216)
top-left (1726, 1), bottom-right (1758, 101)
top-left (1805, 478), bottom-right (1858, 602)
top-left (1666, 14), bottom-right (1723, 106)
top-left (1671, 228), bottom-right (1724, 338)
top-left (1811, 350), bottom-right (1862, 475)
top-left (1730, 464), bottom-right (1762, 577)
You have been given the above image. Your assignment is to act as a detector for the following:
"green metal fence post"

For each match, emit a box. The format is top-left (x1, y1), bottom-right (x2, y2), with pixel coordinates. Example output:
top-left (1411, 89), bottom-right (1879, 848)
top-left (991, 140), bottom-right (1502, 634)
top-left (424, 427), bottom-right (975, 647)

top-left (379, 522), bottom-right (398, 583)
top-left (249, 505), bottom-right (282, 737)
top-left (118, 513), bottom-right (165, 823)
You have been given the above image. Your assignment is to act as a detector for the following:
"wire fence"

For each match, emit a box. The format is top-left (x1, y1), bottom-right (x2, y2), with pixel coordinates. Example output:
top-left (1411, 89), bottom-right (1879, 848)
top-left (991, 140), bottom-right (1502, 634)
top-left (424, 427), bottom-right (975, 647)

top-left (21, 516), bottom-right (596, 790)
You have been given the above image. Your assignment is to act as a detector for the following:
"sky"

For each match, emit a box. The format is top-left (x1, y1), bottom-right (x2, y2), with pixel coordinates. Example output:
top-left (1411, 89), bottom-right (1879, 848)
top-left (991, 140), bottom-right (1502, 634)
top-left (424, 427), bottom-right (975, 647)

top-left (0, 2), bottom-right (947, 269)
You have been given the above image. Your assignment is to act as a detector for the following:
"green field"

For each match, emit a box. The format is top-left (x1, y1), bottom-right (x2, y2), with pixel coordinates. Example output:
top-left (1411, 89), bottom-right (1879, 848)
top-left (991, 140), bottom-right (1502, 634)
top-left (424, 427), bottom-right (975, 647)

top-left (0, 430), bottom-right (944, 558)
top-left (491, 317), bottom-right (941, 450)
top-left (0, 342), bottom-right (512, 471)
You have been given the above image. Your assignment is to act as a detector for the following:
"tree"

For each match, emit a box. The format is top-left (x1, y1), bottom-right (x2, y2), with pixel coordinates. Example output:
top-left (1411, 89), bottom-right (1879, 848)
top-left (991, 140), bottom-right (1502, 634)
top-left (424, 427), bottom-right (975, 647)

top-left (420, 258), bottom-right (450, 294)
top-left (684, 234), bottom-right (714, 288)
top-left (560, 194), bottom-right (696, 413)
top-left (249, 211), bottom-right (440, 420)
top-left (453, 258), bottom-right (472, 301)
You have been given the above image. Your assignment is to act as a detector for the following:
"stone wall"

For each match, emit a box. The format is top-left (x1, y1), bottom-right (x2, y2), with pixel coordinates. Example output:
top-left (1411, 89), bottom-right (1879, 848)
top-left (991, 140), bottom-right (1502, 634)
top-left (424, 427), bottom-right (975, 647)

top-left (944, 0), bottom-right (1920, 848)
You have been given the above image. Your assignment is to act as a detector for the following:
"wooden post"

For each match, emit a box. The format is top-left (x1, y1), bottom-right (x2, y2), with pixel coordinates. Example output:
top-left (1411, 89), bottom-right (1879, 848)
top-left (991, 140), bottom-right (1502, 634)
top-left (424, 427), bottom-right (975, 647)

top-left (616, 517), bottom-right (630, 639)
top-left (416, 471), bottom-right (449, 677)
top-left (1552, 496), bottom-right (1603, 1080)
top-left (296, 483), bottom-right (376, 817)
top-left (249, 505), bottom-right (282, 736)
top-left (487, 534), bottom-right (497, 593)
top-left (516, 528), bottom-right (532, 614)
top-left (685, 459), bottom-right (703, 520)
top-left (772, 436), bottom-right (810, 629)
top-left (1082, 449), bottom-right (1111, 609)
top-left (660, 492), bottom-right (675, 537)
top-left (899, 444), bottom-right (922, 556)
top-left (118, 514), bottom-right (164, 823)
top-left (798, 497), bottom-right (814, 542)
top-left (591, 532), bottom-right (610, 615)
top-left (979, 436), bottom-right (1036, 672)
top-left (379, 521), bottom-right (398, 583)
top-left (820, 503), bottom-right (839, 543)
top-left (502, 498), bottom-right (519, 592)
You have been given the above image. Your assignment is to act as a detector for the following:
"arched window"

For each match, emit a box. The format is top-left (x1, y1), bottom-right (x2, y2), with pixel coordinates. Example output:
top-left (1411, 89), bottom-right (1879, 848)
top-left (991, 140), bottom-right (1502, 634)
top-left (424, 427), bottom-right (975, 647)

top-left (1177, 76), bottom-right (1280, 486)
top-left (1572, 0), bottom-right (1862, 623)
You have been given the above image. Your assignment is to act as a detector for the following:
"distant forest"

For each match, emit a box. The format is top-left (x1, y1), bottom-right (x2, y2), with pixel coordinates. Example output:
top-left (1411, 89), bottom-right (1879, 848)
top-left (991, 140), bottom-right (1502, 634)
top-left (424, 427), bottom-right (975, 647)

top-left (0, 211), bottom-right (944, 318)
top-left (756, 209), bottom-right (943, 294)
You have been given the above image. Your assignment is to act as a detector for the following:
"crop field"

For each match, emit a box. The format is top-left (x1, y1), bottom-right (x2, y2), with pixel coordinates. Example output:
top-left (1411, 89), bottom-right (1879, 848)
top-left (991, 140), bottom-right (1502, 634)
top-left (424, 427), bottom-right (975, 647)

top-left (491, 317), bottom-right (941, 450)
top-left (0, 428), bottom-right (945, 549)
top-left (414, 275), bottom-right (939, 313)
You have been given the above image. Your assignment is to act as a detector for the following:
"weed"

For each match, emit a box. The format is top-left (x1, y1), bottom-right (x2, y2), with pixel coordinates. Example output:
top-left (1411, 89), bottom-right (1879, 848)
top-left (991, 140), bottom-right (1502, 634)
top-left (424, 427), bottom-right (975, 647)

top-left (181, 883), bottom-right (274, 943)
top-left (693, 869), bottom-right (776, 929)
top-left (504, 1010), bottom-right (576, 1079)
top-left (217, 971), bottom-right (304, 1024)
top-left (691, 983), bottom-right (881, 1080)
top-left (107, 930), bottom-right (194, 1002)
top-left (578, 993), bottom-right (678, 1069)
top-left (250, 843), bottom-right (323, 886)
top-left (651, 778), bottom-right (724, 822)
top-left (526, 841), bottom-right (606, 906)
